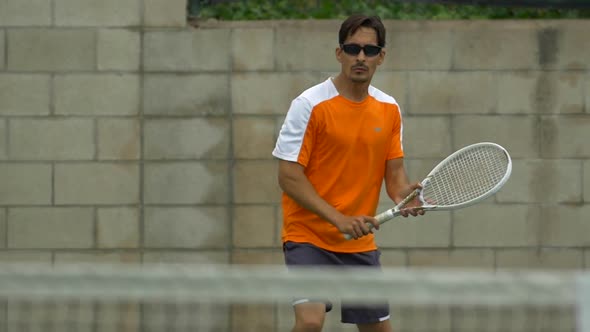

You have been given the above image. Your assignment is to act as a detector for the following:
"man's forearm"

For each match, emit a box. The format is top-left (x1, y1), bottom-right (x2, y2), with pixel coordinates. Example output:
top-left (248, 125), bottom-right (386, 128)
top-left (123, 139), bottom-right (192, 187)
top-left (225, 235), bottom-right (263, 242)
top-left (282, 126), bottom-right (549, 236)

top-left (278, 172), bottom-right (343, 226)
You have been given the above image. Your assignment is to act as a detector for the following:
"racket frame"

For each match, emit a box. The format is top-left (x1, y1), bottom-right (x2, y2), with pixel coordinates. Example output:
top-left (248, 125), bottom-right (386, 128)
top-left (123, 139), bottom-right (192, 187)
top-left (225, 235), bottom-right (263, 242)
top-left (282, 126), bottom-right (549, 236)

top-left (344, 142), bottom-right (512, 240)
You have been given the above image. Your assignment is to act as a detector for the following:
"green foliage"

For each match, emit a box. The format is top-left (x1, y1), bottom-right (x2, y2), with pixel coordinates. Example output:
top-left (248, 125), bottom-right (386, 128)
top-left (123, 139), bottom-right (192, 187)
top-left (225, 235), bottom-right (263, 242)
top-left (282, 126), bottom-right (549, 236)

top-left (190, 0), bottom-right (590, 20)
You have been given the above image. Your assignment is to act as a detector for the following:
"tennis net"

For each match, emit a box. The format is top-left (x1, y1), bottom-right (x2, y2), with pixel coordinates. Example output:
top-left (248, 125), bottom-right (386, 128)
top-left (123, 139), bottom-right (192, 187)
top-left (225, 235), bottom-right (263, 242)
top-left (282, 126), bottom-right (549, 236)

top-left (0, 263), bottom-right (586, 331)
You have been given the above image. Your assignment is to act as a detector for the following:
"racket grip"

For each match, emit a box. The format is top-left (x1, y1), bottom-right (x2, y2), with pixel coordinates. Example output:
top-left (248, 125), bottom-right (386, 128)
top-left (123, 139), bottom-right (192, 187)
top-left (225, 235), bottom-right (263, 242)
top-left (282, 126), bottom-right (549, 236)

top-left (343, 209), bottom-right (395, 240)
top-left (375, 209), bottom-right (395, 225)
top-left (342, 189), bottom-right (420, 241)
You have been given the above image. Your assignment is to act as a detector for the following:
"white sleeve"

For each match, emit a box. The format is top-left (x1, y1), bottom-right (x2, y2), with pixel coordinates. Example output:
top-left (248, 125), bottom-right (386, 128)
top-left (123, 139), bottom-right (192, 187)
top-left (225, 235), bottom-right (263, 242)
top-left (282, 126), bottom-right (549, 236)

top-left (272, 97), bottom-right (313, 162)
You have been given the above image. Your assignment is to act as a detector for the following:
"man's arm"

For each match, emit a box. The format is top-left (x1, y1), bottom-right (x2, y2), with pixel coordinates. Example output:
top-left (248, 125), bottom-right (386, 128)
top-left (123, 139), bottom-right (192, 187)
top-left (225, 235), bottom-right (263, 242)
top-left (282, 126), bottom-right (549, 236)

top-left (278, 160), bottom-right (379, 239)
top-left (384, 158), bottom-right (424, 217)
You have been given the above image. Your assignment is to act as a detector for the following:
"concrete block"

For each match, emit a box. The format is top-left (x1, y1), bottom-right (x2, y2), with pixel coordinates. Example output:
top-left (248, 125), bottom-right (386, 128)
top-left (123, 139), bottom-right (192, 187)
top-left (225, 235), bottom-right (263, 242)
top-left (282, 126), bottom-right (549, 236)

top-left (97, 29), bottom-right (141, 70)
top-left (497, 72), bottom-right (538, 114)
top-left (144, 118), bottom-right (229, 159)
top-left (55, 252), bottom-right (140, 264)
top-left (375, 208), bottom-right (451, 248)
top-left (54, 0), bottom-right (140, 26)
top-left (144, 162), bottom-right (228, 204)
top-left (385, 25), bottom-right (452, 70)
top-left (408, 71), bottom-right (496, 115)
top-left (535, 24), bottom-right (560, 69)
top-left (497, 159), bottom-right (582, 203)
top-left (7, 29), bottom-right (95, 71)
top-left (0, 120), bottom-right (6, 159)
top-left (97, 118), bottom-right (140, 160)
top-left (97, 303), bottom-right (139, 332)
top-left (453, 115), bottom-right (539, 159)
top-left (401, 116), bottom-right (452, 158)
top-left (0, 208), bottom-right (5, 248)
top-left (232, 28), bottom-right (274, 71)
top-left (233, 116), bottom-right (276, 159)
top-left (0, 74), bottom-right (50, 115)
top-left (233, 304), bottom-right (276, 332)
top-left (97, 207), bottom-right (139, 249)
top-left (233, 160), bottom-right (280, 204)
top-left (142, 303), bottom-right (228, 332)
top-left (144, 207), bottom-right (229, 248)
top-left (6, 300), bottom-right (94, 332)
top-left (539, 205), bottom-right (590, 246)
top-left (233, 205), bottom-right (276, 248)
top-left (496, 249), bottom-right (583, 270)
top-left (144, 74), bottom-right (228, 116)
top-left (231, 73), bottom-right (318, 115)
top-left (143, 0), bottom-right (186, 27)
top-left (408, 249), bottom-right (494, 269)
top-left (55, 74), bottom-right (140, 115)
top-left (541, 116), bottom-right (590, 158)
top-left (0, 251), bottom-right (51, 263)
top-left (497, 71), bottom-right (585, 114)
top-left (453, 22), bottom-right (537, 70)
top-left (55, 163), bottom-right (139, 204)
top-left (378, 250), bottom-right (407, 267)
top-left (370, 71), bottom-right (407, 110)
top-left (0, 164), bottom-right (51, 204)
top-left (453, 205), bottom-right (539, 247)
top-left (7, 208), bottom-right (93, 249)
top-left (529, 72), bottom-right (585, 114)
top-left (231, 249), bottom-right (283, 265)
top-left (402, 159), bottom-right (446, 185)
top-left (557, 23), bottom-right (590, 69)
top-left (0, 0), bottom-right (51, 26)
top-left (144, 30), bottom-right (230, 71)
top-left (276, 28), bottom-right (339, 71)
top-left (0, 30), bottom-right (4, 69)
top-left (9, 119), bottom-right (94, 160)
top-left (143, 251), bottom-right (230, 264)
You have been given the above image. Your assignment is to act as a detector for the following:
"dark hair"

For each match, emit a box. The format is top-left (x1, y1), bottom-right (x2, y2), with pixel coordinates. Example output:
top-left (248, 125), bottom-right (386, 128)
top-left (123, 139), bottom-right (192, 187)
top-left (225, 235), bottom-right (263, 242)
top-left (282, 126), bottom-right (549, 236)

top-left (338, 15), bottom-right (386, 48)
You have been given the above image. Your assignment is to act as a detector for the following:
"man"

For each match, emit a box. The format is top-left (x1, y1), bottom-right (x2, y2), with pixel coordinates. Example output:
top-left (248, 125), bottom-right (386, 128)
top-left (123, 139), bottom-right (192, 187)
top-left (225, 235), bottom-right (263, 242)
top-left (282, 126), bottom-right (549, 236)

top-left (272, 14), bottom-right (424, 332)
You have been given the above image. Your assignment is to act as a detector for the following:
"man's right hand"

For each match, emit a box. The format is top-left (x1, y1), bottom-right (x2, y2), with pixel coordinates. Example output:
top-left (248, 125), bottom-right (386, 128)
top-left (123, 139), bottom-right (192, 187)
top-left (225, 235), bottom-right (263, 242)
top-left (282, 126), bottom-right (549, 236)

top-left (333, 215), bottom-right (380, 240)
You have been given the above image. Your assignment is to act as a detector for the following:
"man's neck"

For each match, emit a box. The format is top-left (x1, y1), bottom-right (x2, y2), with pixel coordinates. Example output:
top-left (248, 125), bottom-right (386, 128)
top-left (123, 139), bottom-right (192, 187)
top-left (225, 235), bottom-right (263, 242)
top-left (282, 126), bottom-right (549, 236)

top-left (332, 74), bottom-right (370, 103)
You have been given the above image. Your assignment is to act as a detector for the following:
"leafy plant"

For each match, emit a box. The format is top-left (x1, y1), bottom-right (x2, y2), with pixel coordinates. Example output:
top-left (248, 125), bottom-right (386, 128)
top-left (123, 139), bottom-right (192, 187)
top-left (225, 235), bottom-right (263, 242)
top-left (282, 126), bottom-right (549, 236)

top-left (189, 0), bottom-right (590, 20)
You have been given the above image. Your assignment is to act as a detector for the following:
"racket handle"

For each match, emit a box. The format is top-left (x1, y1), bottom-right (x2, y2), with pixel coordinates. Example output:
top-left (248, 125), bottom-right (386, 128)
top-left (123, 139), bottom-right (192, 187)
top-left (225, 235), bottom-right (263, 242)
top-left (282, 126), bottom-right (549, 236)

top-left (343, 209), bottom-right (396, 240)
top-left (396, 188), bottom-right (420, 209)
top-left (343, 189), bottom-right (420, 240)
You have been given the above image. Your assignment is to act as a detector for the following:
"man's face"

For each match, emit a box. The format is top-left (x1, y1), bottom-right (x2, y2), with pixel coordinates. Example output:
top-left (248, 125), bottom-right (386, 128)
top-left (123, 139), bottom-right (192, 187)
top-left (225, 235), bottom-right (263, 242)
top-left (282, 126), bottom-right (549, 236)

top-left (336, 26), bottom-right (385, 84)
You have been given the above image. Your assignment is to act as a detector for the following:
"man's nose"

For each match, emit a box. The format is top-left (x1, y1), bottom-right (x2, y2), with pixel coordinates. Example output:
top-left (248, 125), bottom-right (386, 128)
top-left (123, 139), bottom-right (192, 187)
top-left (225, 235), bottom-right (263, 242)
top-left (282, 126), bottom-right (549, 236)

top-left (356, 50), bottom-right (367, 61)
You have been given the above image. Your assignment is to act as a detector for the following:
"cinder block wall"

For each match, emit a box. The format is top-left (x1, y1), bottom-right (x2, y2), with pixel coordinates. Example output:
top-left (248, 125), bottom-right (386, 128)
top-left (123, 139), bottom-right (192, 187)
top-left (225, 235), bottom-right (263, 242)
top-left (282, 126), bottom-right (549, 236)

top-left (0, 1), bottom-right (589, 272)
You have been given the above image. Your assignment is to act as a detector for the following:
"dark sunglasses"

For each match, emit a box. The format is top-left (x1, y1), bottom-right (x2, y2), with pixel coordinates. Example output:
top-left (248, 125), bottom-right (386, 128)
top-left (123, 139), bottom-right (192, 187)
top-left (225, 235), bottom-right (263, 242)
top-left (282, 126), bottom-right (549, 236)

top-left (340, 43), bottom-right (382, 57)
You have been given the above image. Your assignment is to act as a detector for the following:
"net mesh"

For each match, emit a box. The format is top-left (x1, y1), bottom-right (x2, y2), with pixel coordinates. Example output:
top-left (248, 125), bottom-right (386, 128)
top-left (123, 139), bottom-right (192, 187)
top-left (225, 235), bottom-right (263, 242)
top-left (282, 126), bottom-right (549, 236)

top-left (0, 264), bottom-right (584, 332)
top-left (422, 144), bottom-right (511, 207)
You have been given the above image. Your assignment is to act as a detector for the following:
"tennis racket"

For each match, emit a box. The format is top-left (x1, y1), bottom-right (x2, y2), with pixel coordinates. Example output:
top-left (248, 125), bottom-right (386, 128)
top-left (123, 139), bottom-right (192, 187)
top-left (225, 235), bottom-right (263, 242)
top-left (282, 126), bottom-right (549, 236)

top-left (344, 142), bottom-right (512, 240)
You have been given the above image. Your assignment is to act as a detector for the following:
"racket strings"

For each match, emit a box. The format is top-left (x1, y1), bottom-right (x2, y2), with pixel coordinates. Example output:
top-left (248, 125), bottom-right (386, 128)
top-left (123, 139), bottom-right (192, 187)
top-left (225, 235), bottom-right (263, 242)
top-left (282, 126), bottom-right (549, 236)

top-left (422, 145), bottom-right (510, 206)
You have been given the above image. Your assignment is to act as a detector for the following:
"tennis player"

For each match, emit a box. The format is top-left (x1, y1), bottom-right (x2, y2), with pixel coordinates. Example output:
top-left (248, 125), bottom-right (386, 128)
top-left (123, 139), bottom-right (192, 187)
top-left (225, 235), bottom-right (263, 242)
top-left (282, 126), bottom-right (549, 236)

top-left (272, 14), bottom-right (424, 332)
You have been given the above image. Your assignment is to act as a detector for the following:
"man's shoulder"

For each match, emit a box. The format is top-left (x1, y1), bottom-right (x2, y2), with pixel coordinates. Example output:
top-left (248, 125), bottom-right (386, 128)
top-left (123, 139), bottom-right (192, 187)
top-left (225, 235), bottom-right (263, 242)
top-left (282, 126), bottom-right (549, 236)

top-left (295, 78), bottom-right (339, 108)
top-left (368, 85), bottom-right (399, 107)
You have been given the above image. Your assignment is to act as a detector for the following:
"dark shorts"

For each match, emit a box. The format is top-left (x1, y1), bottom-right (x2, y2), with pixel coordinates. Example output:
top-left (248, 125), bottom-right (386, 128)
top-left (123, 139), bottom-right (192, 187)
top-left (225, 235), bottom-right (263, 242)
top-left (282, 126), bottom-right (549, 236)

top-left (283, 241), bottom-right (390, 324)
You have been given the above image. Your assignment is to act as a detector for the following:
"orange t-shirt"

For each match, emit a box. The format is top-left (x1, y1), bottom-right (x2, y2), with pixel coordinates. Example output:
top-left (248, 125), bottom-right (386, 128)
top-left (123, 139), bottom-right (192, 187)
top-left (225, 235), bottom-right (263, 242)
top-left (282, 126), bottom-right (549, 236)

top-left (272, 78), bottom-right (404, 253)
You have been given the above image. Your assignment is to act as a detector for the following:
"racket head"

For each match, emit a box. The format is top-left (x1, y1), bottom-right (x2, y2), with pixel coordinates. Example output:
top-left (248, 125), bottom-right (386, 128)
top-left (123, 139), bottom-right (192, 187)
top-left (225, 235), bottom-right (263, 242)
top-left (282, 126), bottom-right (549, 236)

top-left (418, 142), bottom-right (512, 210)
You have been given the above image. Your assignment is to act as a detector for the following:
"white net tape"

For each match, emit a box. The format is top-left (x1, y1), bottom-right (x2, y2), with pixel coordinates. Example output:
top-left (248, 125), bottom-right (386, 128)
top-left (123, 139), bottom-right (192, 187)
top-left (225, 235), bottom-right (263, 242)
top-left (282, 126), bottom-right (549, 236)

top-left (0, 264), bottom-right (586, 332)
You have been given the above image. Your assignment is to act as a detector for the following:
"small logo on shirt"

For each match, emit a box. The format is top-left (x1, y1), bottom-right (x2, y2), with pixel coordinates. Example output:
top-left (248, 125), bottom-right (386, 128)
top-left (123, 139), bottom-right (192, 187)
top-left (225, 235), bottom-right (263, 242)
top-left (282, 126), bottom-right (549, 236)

top-left (374, 127), bottom-right (382, 132)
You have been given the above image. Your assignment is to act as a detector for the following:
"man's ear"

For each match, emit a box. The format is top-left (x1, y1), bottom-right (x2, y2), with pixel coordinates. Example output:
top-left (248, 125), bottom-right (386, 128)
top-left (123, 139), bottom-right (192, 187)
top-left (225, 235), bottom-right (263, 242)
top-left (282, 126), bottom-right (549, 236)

top-left (335, 47), bottom-right (343, 63)
top-left (377, 49), bottom-right (386, 65)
